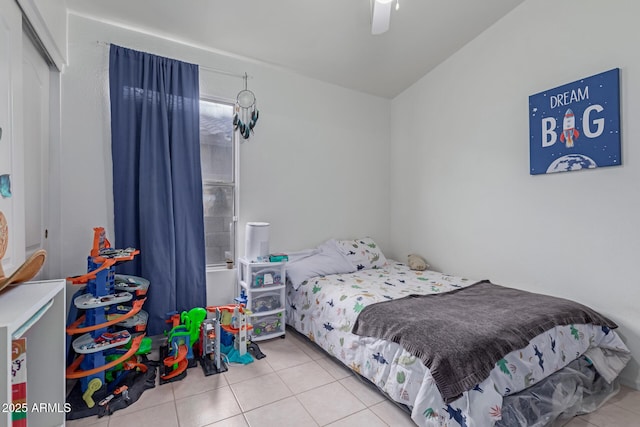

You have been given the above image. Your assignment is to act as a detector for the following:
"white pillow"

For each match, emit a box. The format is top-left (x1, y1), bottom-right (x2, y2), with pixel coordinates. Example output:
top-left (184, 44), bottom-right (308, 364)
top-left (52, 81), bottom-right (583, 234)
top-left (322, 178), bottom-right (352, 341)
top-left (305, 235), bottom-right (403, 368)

top-left (336, 237), bottom-right (388, 270)
top-left (286, 239), bottom-right (355, 290)
top-left (286, 248), bottom-right (319, 262)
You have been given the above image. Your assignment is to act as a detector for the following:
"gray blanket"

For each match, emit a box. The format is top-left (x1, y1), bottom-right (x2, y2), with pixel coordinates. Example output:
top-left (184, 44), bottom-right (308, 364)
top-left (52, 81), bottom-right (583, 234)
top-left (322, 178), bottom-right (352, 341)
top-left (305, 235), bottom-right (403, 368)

top-left (351, 280), bottom-right (618, 404)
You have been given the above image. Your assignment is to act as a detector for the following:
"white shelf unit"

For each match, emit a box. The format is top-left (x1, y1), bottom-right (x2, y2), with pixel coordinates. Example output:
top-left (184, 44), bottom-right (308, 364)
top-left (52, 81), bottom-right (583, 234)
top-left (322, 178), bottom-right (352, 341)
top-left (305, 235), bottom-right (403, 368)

top-left (237, 257), bottom-right (286, 341)
top-left (0, 279), bottom-right (66, 427)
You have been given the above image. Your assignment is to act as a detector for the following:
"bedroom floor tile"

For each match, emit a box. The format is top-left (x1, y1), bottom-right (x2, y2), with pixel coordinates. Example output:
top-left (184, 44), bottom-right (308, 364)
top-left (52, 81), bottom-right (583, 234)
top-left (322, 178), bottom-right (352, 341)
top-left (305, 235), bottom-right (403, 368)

top-left (287, 332), bottom-right (329, 360)
top-left (73, 376), bottom-right (639, 427)
top-left (562, 417), bottom-right (598, 427)
top-left (297, 381), bottom-right (366, 425)
top-left (577, 401), bottom-right (640, 427)
top-left (229, 372), bottom-right (293, 412)
top-left (369, 400), bottom-right (415, 426)
top-left (174, 386), bottom-right (242, 427)
top-left (107, 400), bottom-right (178, 427)
top-left (203, 414), bottom-right (249, 427)
top-left (66, 417), bottom-right (108, 427)
top-left (606, 385), bottom-right (640, 415)
top-left (74, 335), bottom-right (638, 427)
top-left (107, 380), bottom-right (175, 417)
top-left (172, 364), bottom-right (228, 400)
top-left (277, 360), bottom-right (335, 394)
top-left (315, 356), bottom-right (354, 380)
top-left (259, 337), bottom-right (313, 371)
top-left (325, 409), bottom-right (388, 427)
top-left (223, 357), bottom-right (275, 385)
top-left (339, 376), bottom-right (386, 407)
top-left (243, 396), bottom-right (318, 427)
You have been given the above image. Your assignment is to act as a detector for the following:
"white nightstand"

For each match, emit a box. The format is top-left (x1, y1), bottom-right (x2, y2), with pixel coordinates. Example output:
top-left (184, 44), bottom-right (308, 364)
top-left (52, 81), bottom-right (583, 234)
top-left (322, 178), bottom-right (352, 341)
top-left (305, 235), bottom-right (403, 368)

top-left (0, 279), bottom-right (66, 427)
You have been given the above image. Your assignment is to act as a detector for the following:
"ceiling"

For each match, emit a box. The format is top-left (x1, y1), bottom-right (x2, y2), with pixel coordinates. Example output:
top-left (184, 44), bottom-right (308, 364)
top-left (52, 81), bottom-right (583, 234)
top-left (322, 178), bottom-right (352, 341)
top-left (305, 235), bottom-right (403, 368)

top-left (66, 0), bottom-right (525, 99)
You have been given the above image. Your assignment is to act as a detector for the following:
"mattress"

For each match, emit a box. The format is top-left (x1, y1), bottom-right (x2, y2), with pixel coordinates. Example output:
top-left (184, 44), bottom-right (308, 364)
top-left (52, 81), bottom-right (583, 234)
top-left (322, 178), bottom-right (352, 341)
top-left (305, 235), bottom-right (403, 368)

top-left (285, 262), bottom-right (630, 427)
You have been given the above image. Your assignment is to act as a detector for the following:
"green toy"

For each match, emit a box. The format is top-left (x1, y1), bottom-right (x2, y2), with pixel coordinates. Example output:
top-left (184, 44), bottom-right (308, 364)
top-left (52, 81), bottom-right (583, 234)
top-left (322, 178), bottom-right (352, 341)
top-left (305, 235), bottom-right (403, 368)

top-left (182, 307), bottom-right (207, 345)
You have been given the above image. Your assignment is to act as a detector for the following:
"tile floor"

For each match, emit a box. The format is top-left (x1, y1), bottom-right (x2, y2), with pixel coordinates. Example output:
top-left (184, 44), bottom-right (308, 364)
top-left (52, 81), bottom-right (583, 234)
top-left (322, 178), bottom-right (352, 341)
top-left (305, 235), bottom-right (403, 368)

top-left (67, 329), bottom-right (640, 427)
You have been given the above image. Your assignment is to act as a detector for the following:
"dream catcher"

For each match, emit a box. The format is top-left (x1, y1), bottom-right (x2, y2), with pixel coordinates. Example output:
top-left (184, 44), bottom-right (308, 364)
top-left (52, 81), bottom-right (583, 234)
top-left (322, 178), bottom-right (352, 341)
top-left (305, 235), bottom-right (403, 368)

top-left (234, 73), bottom-right (259, 140)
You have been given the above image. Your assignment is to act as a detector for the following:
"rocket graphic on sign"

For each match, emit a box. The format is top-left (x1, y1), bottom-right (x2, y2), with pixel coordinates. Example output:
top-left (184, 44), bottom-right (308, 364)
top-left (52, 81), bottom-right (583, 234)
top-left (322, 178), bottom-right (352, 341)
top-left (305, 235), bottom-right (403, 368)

top-left (559, 108), bottom-right (579, 148)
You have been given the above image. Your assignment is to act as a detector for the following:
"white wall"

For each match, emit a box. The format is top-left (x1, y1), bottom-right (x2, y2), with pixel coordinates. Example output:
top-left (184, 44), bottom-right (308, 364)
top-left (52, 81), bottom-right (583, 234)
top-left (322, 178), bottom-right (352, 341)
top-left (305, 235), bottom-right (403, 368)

top-left (17, 0), bottom-right (67, 69)
top-left (390, 0), bottom-right (640, 388)
top-left (0, 0), bottom-right (65, 280)
top-left (0, 0), bottom-right (25, 276)
top-left (61, 14), bottom-right (390, 301)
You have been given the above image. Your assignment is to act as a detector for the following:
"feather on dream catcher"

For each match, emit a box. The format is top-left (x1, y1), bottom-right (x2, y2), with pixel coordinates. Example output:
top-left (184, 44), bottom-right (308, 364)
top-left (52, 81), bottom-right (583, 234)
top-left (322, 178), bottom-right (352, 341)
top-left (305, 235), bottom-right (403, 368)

top-left (234, 73), bottom-right (259, 140)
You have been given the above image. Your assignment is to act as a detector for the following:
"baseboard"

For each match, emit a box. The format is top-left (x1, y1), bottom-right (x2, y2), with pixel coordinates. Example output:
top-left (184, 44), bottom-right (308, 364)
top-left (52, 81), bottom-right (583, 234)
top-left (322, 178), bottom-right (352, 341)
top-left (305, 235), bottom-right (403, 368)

top-left (618, 374), bottom-right (640, 391)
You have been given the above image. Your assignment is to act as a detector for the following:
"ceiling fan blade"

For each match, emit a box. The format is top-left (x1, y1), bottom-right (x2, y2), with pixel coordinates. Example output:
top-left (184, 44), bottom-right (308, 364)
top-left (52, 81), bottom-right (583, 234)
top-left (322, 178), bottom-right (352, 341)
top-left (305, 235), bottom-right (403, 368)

top-left (371, 0), bottom-right (393, 35)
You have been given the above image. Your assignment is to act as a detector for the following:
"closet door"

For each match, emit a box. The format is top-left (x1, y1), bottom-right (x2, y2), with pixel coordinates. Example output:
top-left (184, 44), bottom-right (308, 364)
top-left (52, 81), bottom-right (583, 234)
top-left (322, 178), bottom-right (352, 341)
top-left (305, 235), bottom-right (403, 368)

top-left (0, 0), bottom-right (25, 276)
top-left (22, 29), bottom-right (50, 279)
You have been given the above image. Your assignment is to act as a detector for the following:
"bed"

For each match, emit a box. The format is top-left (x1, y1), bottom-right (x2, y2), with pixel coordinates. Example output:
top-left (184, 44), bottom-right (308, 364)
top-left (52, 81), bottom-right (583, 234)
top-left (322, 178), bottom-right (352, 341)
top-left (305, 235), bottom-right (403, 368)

top-left (284, 238), bottom-right (631, 427)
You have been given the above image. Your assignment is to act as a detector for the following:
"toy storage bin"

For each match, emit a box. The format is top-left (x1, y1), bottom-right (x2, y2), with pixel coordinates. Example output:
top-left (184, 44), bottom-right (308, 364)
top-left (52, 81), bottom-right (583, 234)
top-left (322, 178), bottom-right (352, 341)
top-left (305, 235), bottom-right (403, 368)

top-left (250, 313), bottom-right (284, 339)
top-left (250, 267), bottom-right (283, 288)
top-left (251, 291), bottom-right (283, 313)
top-left (238, 257), bottom-right (286, 340)
top-left (238, 258), bottom-right (286, 289)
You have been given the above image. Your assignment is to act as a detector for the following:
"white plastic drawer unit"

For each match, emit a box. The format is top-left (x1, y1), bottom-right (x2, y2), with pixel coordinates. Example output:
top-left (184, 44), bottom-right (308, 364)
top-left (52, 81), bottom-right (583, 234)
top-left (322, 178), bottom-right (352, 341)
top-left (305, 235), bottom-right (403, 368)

top-left (251, 291), bottom-right (283, 313)
top-left (250, 313), bottom-right (284, 338)
top-left (250, 266), bottom-right (284, 288)
top-left (237, 257), bottom-right (287, 340)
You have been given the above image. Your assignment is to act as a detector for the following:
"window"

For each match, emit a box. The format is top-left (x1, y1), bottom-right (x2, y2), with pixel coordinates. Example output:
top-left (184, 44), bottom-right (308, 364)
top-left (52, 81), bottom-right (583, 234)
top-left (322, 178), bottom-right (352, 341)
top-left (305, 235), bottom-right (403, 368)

top-left (200, 98), bottom-right (236, 266)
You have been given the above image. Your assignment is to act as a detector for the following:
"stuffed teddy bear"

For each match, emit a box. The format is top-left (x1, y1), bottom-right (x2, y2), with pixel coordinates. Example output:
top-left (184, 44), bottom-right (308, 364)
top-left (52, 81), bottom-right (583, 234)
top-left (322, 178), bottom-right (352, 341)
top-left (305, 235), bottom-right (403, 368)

top-left (407, 254), bottom-right (429, 271)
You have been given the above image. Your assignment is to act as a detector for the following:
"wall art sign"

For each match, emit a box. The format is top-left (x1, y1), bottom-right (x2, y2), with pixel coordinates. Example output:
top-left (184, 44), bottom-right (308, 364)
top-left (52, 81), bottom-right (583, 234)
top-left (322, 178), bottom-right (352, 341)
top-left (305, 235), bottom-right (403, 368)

top-left (529, 68), bottom-right (620, 175)
top-left (0, 174), bottom-right (11, 198)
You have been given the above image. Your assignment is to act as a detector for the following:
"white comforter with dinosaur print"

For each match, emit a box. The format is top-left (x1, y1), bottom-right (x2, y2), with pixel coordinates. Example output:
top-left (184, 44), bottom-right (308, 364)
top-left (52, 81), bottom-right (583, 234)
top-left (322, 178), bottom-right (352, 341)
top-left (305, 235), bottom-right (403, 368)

top-left (285, 262), bottom-right (629, 427)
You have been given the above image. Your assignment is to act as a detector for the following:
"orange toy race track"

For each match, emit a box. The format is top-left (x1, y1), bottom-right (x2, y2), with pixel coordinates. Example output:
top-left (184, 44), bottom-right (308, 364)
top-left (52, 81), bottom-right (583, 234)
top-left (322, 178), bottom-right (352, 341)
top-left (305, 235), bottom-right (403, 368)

top-left (160, 344), bottom-right (189, 381)
top-left (207, 304), bottom-right (253, 335)
top-left (66, 299), bottom-right (146, 335)
top-left (66, 258), bottom-right (116, 285)
top-left (90, 226), bottom-right (140, 264)
top-left (66, 335), bottom-right (145, 379)
top-left (123, 356), bottom-right (147, 373)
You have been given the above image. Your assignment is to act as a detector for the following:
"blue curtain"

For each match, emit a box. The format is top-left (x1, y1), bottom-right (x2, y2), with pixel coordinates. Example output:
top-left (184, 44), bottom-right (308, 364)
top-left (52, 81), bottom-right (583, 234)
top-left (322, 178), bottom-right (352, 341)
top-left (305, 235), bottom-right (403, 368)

top-left (109, 44), bottom-right (206, 335)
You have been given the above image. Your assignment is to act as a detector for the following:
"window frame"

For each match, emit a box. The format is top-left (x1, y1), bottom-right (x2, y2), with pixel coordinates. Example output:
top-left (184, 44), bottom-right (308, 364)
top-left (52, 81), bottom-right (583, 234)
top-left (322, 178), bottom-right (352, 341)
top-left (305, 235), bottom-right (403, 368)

top-left (200, 95), bottom-right (239, 268)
